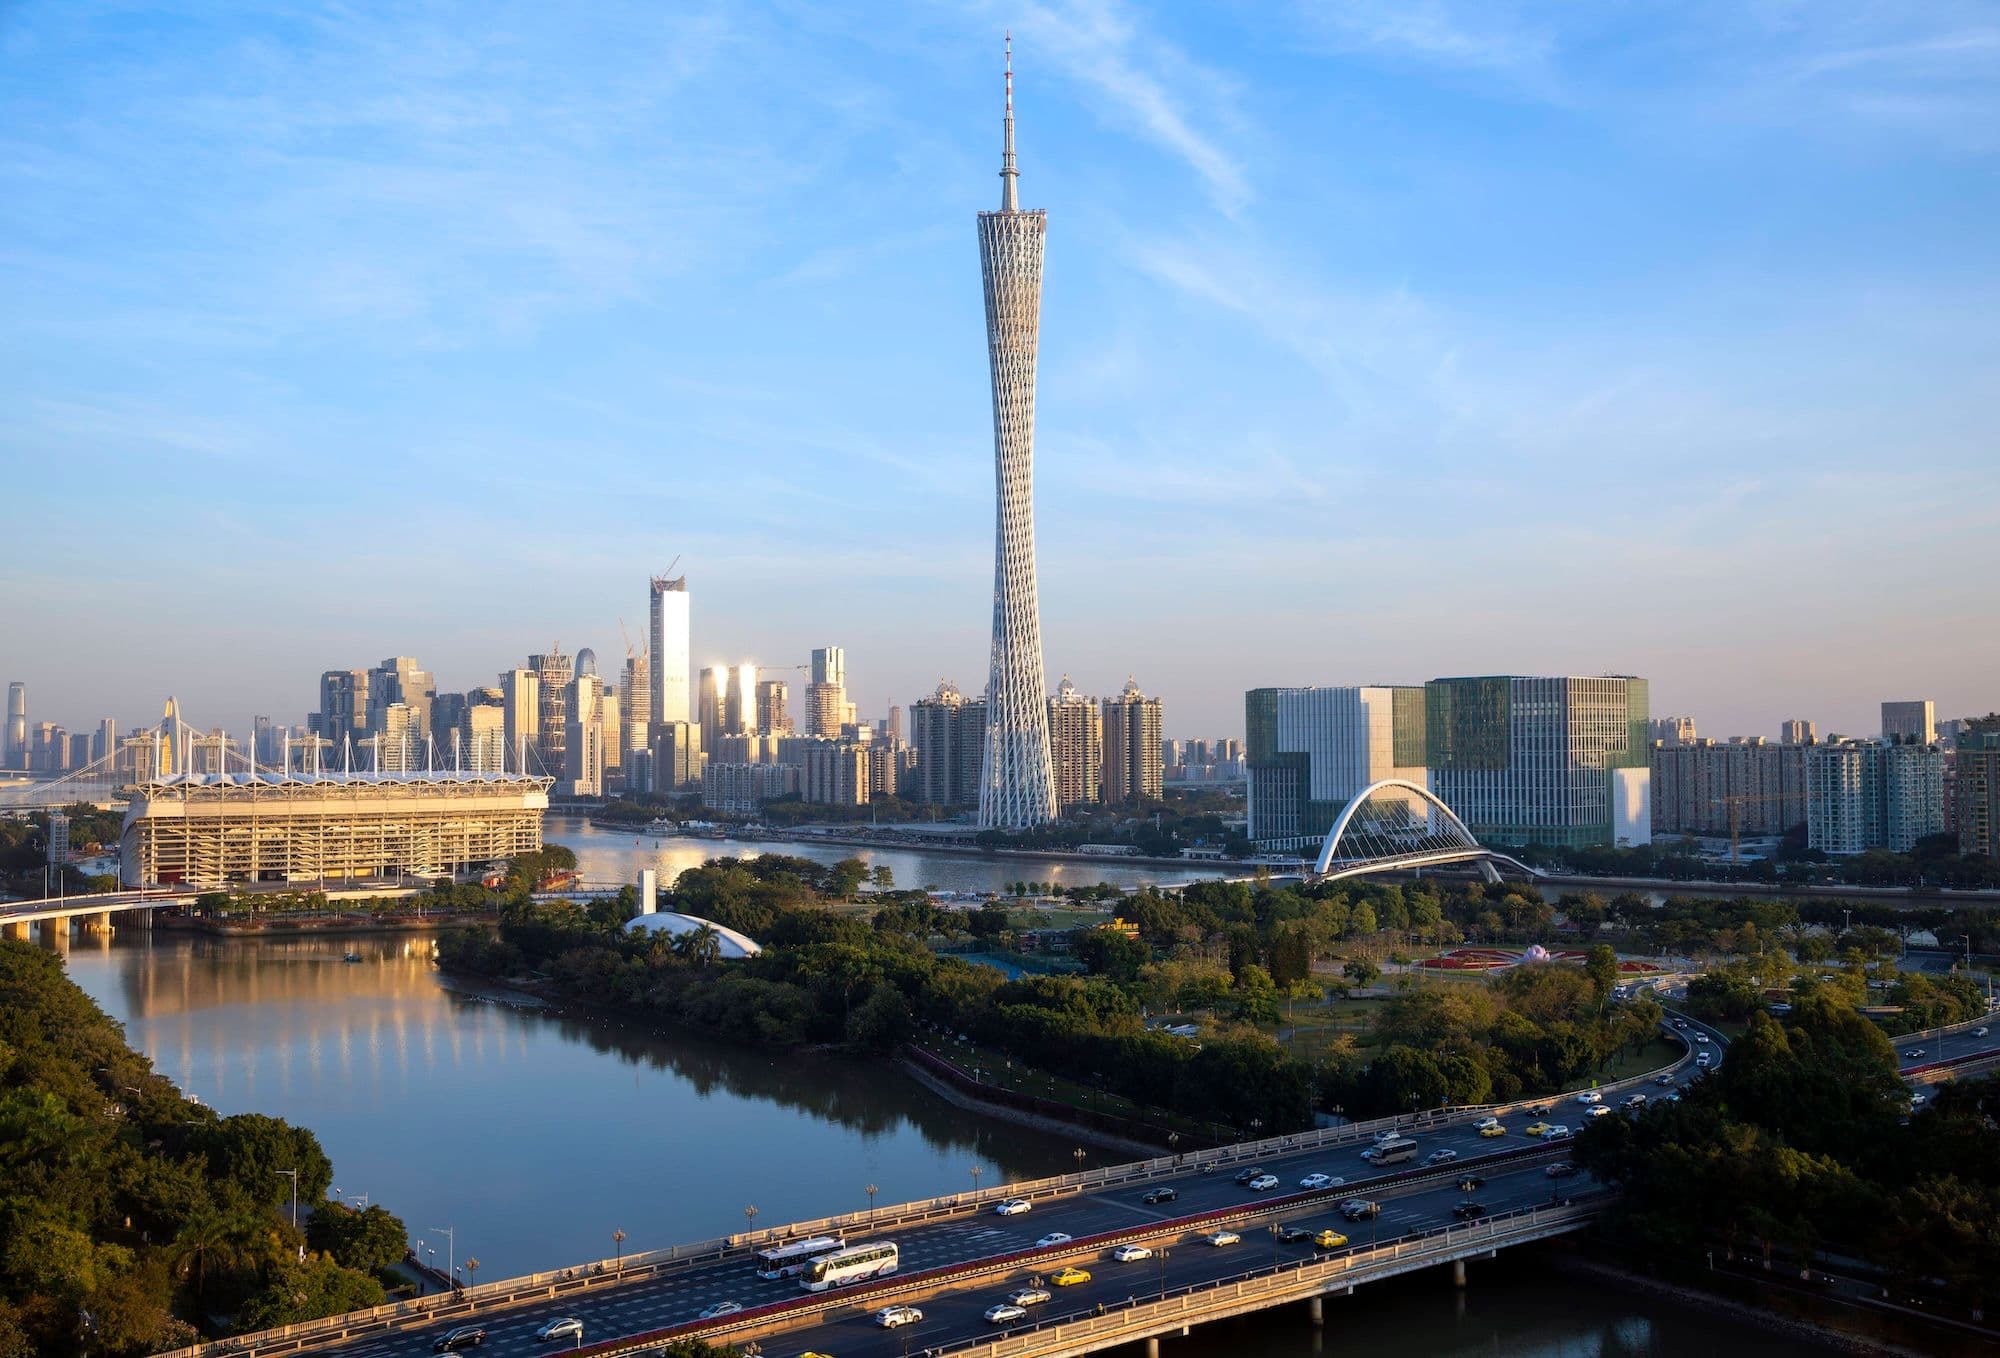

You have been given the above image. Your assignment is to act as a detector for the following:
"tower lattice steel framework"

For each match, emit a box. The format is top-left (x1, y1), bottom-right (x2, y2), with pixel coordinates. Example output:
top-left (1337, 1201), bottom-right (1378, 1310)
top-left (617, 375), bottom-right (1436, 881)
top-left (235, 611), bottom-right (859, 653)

top-left (976, 36), bottom-right (1059, 829)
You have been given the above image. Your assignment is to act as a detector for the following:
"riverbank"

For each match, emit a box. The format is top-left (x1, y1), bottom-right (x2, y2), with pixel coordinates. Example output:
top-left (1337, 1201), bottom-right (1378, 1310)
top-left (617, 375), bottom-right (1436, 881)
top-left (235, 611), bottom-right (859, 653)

top-left (158, 912), bottom-right (485, 937)
top-left (648, 823), bottom-right (1230, 876)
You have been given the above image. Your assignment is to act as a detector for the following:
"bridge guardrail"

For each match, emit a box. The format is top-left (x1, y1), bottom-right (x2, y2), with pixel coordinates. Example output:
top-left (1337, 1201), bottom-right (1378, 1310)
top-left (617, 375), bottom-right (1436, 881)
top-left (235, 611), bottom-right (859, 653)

top-left (153, 1028), bottom-right (1692, 1358)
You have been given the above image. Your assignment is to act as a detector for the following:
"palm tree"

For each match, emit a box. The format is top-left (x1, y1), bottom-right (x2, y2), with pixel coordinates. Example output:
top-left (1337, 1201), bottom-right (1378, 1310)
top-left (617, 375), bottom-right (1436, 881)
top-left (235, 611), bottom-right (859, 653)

top-left (170, 1206), bottom-right (266, 1305)
top-left (675, 924), bottom-right (722, 969)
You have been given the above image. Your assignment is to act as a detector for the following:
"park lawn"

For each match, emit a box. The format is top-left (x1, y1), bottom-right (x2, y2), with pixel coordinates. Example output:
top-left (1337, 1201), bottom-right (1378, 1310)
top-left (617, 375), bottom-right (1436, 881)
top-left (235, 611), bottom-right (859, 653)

top-left (906, 1031), bottom-right (1221, 1142)
top-left (1006, 906), bottom-right (1116, 929)
top-left (1580, 1037), bottom-right (1685, 1087)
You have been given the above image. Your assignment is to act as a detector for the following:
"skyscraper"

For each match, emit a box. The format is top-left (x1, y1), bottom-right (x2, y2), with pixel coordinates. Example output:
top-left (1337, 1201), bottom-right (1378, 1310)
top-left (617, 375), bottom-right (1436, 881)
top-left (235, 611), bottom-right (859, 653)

top-left (529, 648), bottom-right (573, 779)
top-left (563, 673), bottom-right (607, 797)
top-left (1046, 676), bottom-right (1102, 809)
top-left (975, 38), bottom-right (1058, 830)
top-left (1102, 678), bottom-right (1165, 805)
top-left (1780, 718), bottom-right (1817, 745)
top-left (621, 653), bottom-right (651, 760)
top-left (757, 679), bottom-right (794, 734)
top-left (5, 682), bottom-right (24, 770)
top-left (1881, 700), bottom-right (1937, 745)
top-left (650, 573), bottom-right (690, 727)
top-left (497, 668), bottom-right (540, 775)
top-left (806, 646), bottom-right (848, 737)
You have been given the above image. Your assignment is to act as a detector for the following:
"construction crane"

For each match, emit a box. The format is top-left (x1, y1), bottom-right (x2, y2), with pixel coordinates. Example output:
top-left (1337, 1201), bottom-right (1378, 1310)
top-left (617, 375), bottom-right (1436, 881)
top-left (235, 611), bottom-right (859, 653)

top-left (617, 618), bottom-right (641, 661)
top-left (1709, 791), bottom-right (1798, 864)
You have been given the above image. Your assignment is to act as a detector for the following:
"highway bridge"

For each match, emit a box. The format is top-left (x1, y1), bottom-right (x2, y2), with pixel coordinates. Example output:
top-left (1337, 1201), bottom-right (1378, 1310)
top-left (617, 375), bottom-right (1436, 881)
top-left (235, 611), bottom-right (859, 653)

top-left (151, 1010), bottom-right (1730, 1358)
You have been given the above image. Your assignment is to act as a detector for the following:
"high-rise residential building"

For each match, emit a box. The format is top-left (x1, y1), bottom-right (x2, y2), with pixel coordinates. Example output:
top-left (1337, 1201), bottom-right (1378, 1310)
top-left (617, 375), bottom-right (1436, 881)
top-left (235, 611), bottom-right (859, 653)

top-left (1807, 738), bottom-right (1946, 854)
top-left (1882, 700), bottom-right (1937, 745)
top-left (758, 679), bottom-right (794, 735)
top-left (974, 41), bottom-right (1058, 830)
top-left (1651, 737), bottom-right (1809, 837)
top-left (529, 649), bottom-right (573, 779)
top-left (1780, 718), bottom-right (1817, 745)
top-left (1102, 677), bottom-right (1165, 805)
top-left (498, 668), bottom-right (540, 775)
top-left (702, 761), bottom-right (793, 813)
top-left (1246, 686), bottom-right (1427, 847)
top-left (5, 682), bottom-right (25, 770)
top-left (651, 721), bottom-right (702, 793)
top-left (912, 681), bottom-right (988, 808)
top-left (368, 657), bottom-right (435, 739)
top-left (1649, 716), bottom-right (1696, 746)
top-left (802, 740), bottom-right (872, 806)
top-left (650, 574), bottom-right (690, 727)
top-left (1958, 728), bottom-right (2000, 859)
top-left (621, 653), bottom-right (651, 760)
top-left (562, 674), bottom-right (607, 796)
top-left (1046, 677), bottom-right (1102, 809)
top-left (95, 716), bottom-right (118, 766)
top-left (1426, 675), bottom-right (1652, 849)
top-left (314, 670), bottom-right (369, 744)
top-left (465, 704), bottom-right (507, 773)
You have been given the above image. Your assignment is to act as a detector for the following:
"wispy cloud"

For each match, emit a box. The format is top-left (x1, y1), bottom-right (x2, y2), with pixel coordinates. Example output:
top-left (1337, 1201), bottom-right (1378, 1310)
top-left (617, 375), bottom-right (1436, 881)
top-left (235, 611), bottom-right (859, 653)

top-left (1289, 0), bottom-right (1560, 93)
top-left (1014, 0), bottom-right (1253, 214)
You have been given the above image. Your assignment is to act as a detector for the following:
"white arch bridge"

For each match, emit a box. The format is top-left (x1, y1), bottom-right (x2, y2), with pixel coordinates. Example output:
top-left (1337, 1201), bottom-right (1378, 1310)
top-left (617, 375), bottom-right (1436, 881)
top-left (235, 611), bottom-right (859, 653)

top-left (1309, 779), bottom-right (1541, 884)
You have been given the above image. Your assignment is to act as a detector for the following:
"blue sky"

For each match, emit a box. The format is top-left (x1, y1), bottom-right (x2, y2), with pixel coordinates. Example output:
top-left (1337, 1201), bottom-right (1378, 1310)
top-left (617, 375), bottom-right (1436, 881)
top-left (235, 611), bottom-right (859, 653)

top-left (3, 0), bottom-right (1997, 742)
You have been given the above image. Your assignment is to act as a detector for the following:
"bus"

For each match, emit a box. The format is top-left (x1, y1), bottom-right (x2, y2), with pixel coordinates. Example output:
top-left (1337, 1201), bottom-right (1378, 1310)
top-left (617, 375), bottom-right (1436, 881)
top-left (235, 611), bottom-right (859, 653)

top-left (1367, 1137), bottom-right (1418, 1166)
top-left (753, 1236), bottom-right (846, 1280)
top-left (800, 1241), bottom-right (900, 1292)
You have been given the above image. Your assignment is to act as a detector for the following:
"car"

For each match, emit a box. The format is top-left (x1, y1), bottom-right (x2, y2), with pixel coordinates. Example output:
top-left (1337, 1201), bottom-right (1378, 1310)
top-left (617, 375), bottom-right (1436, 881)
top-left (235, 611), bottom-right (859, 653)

top-left (1008, 1285), bottom-right (1052, 1306)
top-left (1587, 1105), bottom-right (1611, 1118)
top-left (1526, 1103), bottom-right (1554, 1116)
top-left (874, 1304), bottom-right (923, 1328)
top-left (1673, 1019), bottom-right (1687, 1029)
top-left (1664, 1091), bottom-right (1683, 1103)
top-left (1373, 1129), bottom-right (1403, 1143)
top-left (1035, 1232), bottom-right (1073, 1249)
top-left (994, 1197), bottom-right (1032, 1216)
top-left (1050, 1266), bottom-right (1092, 1287)
top-left (1655, 1074), bottom-right (1676, 1087)
top-left (1341, 1200), bottom-right (1381, 1221)
top-left (1546, 1162), bottom-right (1578, 1178)
top-left (1247, 1174), bottom-right (1280, 1191)
top-left (1452, 1201), bottom-right (1489, 1220)
top-left (1205, 1229), bottom-right (1241, 1247)
top-left (1695, 1033), bottom-right (1711, 1045)
top-left (1479, 1123), bottom-right (1507, 1137)
top-left (1312, 1229), bottom-right (1349, 1249)
top-left (1575, 1090), bottom-right (1603, 1105)
top-left (1233, 1166), bottom-right (1265, 1184)
top-left (984, 1302), bottom-right (1028, 1325)
top-left (1696, 1053), bottom-right (1712, 1066)
top-left (433, 1328), bottom-right (486, 1353)
top-left (696, 1302), bottom-right (742, 1321)
top-left (1525, 1121), bottom-right (1554, 1137)
top-left (1425, 1149), bottom-right (1459, 1165)
top-left (1623, 1094), bottom-right (1648, 1108)
top-left (1473, 1115), bottom-right (1501, 1130)
top-left (1141, 1186), bottom-right (1179, 1205)
top-left (1299, 1172), bottom-right (1336, 1190)
top-left (1455, 1175), bottom-right (1485, 1192)
top-left (534, 1318), bottom-right (584, 1343)
top-left (1977, 1027), bottom-right (1990, 1038)
top-left (1111, 1244), bottom-right (1153, 1262)
top-left (1277, 1224), bottom-right (1316, 1243)
top-left (1904, 1049), bottom-right (1925, 1059)
top-left (1545, 1126), bottom-right (1574, 1142)
top-left (1910, 1092), bottom-right (1927, 1107)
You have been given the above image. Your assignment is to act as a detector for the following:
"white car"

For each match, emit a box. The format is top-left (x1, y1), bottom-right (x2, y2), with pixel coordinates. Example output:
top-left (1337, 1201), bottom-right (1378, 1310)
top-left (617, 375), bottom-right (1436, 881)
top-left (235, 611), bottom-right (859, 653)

top-left (1035, 1232), bottom-right (1073, 1249)
top-left (535, 1319), bottom-right (584, 1343)
top-left (1247, 1174), bottom-right (1280, 1191)
top-left (1111, 1244), bottom-right (1153, 1262)
top-left (1205, 1229), bottom-right (1241, 1246)
top-left (1373, 1129), bottom-right (1402, 1143)
top-left (875, 1305), bottom-right (924, 1328)
top-left (1544, 1125), bottom-right (1572, 1141)
top-left (1909, 1093), bottom-right (1927, 1108)
top-left (697, 1301), bottom-right (742, 1320)
top-left (1575, 1090), bottom-right (1603, 1105)
top-left (1695, 1033), bottom-right (1711, 1045)
top-left (1977, 1027), bottom-right (1990, 1037)
top-left (1473, 1116), bottom-right (1501, 1130)
top-left (1425, 1149), bottom-right (1458, 1165)
top-left (1696, 1052), bottom-right (1712, 1066)
top-left (994, 1198), bottom-right (1032, 1216)
top-left (1587, 1105), bottom-right (1611, 1118)
top-left (983, 1303), bottom-right (1028, 1325)
top-left (1298, 1173), bottom-right (1341, 1190)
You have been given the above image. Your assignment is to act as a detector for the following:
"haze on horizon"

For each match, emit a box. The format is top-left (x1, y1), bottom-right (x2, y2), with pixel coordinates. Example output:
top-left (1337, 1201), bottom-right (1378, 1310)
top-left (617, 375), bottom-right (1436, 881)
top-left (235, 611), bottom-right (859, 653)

top-left (2, 1), bottom-right (1996, 743)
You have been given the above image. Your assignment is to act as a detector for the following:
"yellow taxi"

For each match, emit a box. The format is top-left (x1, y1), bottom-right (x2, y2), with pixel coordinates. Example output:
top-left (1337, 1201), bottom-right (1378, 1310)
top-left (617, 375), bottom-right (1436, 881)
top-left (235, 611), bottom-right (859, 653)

top-left (1525, 1121), bottom-right (1554, 1137)
top-left (1479, 1123), bottom-right (1507, 1137)
top-left (1051, 1266), bottom-right (1093, 1287)
top-left (1312, 1229), bottom-right (1348, 1249)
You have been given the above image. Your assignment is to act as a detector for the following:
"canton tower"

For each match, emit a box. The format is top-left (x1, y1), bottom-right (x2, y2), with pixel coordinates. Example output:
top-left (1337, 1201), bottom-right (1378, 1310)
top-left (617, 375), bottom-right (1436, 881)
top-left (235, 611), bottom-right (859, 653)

top-left (976, 35), bottom-right (1059, 829)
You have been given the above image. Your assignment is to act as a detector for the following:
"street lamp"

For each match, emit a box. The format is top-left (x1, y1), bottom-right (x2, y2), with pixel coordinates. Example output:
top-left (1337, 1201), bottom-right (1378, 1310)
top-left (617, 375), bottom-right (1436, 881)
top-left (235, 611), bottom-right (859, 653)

top-left (612, 1229), bottom-right (626, 1270)
top-left (744, 1205), bottom-right (758, 1238)
top-left (429, 1225), bottom-right (455, 1286)
top-left (866, 1184), bottom-right (879, 1220)
top-left (464, 1257), bottom-right (479, 1290)
top-left (1072, 1148), bottom-right (1086, 1176)
top-left (970, 1165), bottom-right (983, 1196)
top-left (275, 1169), bottom-right (299, 1233)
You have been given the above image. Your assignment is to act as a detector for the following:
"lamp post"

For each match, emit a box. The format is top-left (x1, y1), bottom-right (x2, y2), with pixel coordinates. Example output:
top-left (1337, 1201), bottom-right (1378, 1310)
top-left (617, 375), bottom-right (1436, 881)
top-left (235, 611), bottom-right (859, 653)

top-left (430, 1225), bottom-right (455, 1286)
top-left (612, 1229), bottom-right (626, 1270)
top-left (1155, 1246), bottom-right (1169, 1297)
top-left (464, 1257), bottom-right (479, 1291)
top-left (866, 1184), bottom-right (878, 1220)
top-left (1072, 1148), bottom-right (1086, 1177)
top-left (970, 1165), bottom-right (983, 1197)
top-left (275, 1169), bottom-right (299, 1234)
top-left (744, 1205), bottom-right (758, 1239)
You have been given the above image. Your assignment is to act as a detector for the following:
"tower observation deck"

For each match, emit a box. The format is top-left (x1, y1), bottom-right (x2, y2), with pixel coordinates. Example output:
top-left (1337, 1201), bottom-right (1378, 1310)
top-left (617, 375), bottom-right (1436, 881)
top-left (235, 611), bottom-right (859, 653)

top-left (976, 35), bottom-right (1059, 829)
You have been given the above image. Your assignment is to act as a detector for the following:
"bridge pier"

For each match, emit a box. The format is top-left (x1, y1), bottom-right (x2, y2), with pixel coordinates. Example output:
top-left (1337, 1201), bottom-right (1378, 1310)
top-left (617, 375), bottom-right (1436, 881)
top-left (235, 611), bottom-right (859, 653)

top-left (84, 911), bottom-right (115, 935)
top-left (1308, 1295), bottom-right (1323, 1326)
top-left (2, 921), bottom-right (28, 942)
top-left (39, 919), bottom-right (68, 952)
top-left (1452, 1258), bottom-right (1467, 1287)
top-left (1144, 1338), bottom-right (1159, 1358)
top-left (122, 907), bottom-right (154, 930)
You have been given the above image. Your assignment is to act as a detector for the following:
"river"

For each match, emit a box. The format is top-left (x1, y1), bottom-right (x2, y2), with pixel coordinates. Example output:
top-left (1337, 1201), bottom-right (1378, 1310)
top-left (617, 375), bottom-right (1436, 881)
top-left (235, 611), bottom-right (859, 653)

top-left (41, 865), bottom-right (1838, 1355)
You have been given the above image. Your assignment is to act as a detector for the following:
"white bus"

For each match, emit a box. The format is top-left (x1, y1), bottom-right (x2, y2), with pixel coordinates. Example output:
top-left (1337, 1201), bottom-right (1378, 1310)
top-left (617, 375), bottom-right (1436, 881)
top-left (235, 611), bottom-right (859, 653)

top-left (754, 1235), bottom-right (846, 1280)
top-left (800, 1241), bottom-right (899, 1292)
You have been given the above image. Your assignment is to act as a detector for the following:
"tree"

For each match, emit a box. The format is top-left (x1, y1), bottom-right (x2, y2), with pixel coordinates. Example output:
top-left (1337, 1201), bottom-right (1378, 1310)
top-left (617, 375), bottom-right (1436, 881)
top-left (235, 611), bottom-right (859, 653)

top-left (845, 983), bottom-right (913, 1051)
top-left (234, 1256), bottom-right (384, 1331)
top-left (1342, 957), bottom-right (1380, 987)
top-left (828, 858), bottom-right (869, 898)
top-left (671, 924), bottom-right (723, 969)
top-left (305, 1204), bottom-right (409, 1275)
top-left (869, 864), bottom-right (895, 890)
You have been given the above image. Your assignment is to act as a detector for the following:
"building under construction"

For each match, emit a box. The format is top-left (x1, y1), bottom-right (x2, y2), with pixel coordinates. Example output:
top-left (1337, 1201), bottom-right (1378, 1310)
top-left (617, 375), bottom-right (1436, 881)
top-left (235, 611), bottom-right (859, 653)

top-left (119, 769), bottom-right (553, 889)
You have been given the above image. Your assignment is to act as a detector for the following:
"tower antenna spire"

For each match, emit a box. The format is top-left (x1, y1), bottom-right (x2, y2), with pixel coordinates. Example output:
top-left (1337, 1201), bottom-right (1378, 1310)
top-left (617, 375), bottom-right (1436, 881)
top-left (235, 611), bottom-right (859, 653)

top-left (1000, 31), bottom-right (1019, 211)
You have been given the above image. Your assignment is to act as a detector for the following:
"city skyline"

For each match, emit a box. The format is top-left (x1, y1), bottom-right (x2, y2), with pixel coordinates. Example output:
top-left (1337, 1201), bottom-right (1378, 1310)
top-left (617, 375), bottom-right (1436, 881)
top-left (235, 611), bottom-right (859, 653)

top-left (3, 4), bottom-right (1997, 741)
